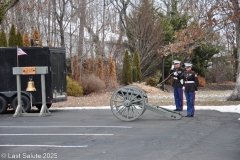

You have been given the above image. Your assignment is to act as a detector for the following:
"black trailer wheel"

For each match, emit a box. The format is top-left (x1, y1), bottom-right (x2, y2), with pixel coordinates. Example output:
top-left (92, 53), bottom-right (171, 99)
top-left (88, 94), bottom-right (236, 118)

top-left (0, 96), bottom-right (7, 114)
top-left (12, 95), bottom-right (31, 113)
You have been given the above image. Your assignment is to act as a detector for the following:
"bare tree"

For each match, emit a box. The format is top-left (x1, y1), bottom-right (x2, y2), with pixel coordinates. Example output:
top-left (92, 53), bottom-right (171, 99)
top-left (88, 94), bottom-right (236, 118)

top-left (194, 0), bottom-right (240, 100)
top-left (53, 0), bottom-right (70, 47)
top-left (126, 0), bottom-right (164, 79)
top-left (110, 0), bottom-right (131, 57)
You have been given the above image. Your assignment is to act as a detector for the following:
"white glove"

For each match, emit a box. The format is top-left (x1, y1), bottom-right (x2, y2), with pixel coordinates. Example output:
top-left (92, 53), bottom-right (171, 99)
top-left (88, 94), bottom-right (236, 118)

top-left (182, 87), bottom-right (185, 91)
top-left (173, 72), bottom-right (178, 76)
top-left (171, 65), bottom-right (174, 70)
top-left (195, 91), bottom-right (197, 94)
top-left (180, 79), bottom-right (183, 84)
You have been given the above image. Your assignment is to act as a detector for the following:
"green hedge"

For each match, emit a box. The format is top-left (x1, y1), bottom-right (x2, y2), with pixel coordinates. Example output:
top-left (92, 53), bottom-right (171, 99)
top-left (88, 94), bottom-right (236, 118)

top-left (67, 76), bottom-right (83, 97)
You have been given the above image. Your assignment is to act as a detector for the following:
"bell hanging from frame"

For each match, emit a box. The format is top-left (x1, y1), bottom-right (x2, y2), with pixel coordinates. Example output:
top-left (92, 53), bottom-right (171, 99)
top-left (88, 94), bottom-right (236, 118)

top-left (26, 79), bottom-right (36, 91)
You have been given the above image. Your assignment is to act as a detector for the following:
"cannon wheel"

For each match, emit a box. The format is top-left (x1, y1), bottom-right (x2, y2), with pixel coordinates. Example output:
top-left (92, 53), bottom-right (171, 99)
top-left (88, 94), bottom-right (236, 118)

top-left (110, 85), bottom-right (145, 121)
top-left (124, 85), bottom-right (147, 115)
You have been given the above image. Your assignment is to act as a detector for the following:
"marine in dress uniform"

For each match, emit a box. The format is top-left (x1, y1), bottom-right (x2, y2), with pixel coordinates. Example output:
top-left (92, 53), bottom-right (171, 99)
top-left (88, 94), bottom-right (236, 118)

top-left (182, 63), bottom-right (199, 117)
top-left (170, 60), bottom-right (184, 111)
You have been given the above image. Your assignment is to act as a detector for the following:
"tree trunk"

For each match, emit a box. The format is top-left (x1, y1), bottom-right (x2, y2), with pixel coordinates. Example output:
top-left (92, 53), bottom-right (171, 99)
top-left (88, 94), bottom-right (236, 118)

top-left (228, 1), bottom-right (240, 101)
top-left (102, 0), bottom-right (106, 59)
top-left (60, 23), bottom-right (65, 47)
top-left (78, 0), bottom-right (86, 63)
top-left (47, 0), bottom-right (51, 44)
top-left (228, 22), bottom-right (240, 100)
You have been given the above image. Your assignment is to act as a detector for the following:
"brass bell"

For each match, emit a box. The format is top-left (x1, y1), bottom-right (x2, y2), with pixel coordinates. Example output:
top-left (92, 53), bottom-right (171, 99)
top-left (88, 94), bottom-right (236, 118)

top-left (26, 79), bottom-right (36, 91)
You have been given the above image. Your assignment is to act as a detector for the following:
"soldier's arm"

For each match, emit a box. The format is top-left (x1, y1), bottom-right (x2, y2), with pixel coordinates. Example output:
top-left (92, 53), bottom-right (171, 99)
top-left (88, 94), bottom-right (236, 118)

top-left (177, 69), bottom-right (184, 79)
top-left (182, 72), bottom-right (186, 88)
top-left (169, 68), bottom-right (174, 74)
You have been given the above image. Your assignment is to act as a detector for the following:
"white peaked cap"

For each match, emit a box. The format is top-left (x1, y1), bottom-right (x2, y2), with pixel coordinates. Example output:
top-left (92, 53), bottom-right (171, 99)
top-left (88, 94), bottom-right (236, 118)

top-left (173, 60), bottom-right (181, 64)
top-left (184, 63), bottom-right (193, 67)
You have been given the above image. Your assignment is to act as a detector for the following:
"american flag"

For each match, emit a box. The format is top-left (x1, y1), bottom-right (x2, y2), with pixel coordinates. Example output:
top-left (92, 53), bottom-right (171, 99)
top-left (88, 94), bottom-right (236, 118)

top-left (17, 48), bottom-right (27, 56)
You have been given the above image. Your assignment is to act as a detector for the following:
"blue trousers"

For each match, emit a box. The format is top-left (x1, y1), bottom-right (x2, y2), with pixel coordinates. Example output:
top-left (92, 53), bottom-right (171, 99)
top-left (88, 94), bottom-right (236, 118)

top-left (173, 88), bottom-right (183, 110)
top-left (185, 92), bottom-right (195, 115)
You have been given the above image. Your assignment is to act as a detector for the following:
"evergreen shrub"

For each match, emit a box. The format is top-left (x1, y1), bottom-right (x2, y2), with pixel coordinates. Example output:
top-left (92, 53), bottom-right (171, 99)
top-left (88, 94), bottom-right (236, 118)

top-left (145, 77), bottom-right (158, 87)
top-left (122, 50), bottom-right (132, 85)
top-left (67, 76), bottom-right (83, 97)
top-left (132, 66), bottom-right (137, 82)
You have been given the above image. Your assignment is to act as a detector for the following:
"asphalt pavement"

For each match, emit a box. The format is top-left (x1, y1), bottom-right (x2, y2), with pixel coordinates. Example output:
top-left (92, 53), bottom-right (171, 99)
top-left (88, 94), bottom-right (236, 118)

top-left (0, 108), bottom-right (240, 160)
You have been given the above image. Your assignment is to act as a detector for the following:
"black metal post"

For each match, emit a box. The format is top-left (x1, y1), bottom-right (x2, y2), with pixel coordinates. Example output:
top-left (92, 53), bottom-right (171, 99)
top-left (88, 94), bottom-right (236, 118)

top-left (161, 56), bottom-right (166, 91)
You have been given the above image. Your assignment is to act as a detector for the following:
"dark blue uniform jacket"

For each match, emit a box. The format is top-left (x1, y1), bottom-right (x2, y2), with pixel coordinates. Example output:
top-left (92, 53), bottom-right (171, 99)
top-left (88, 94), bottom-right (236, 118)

top-left (182, 70), bottom-right (199, 92)
top-left (170, 68), bottom-right (184, 88)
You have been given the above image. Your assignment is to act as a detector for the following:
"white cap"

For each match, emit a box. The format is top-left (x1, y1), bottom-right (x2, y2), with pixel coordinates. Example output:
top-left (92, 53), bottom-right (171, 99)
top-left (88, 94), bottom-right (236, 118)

top-left (184, 63), bottom-right (193, 67)
top-left (173, 60), bottom-right (181, 64)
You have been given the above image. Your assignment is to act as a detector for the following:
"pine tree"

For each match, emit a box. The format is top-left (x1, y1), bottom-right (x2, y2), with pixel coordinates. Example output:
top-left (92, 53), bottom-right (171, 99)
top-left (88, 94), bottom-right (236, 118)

top-left (16, 29), bottom-right (23, 47)
top-left (112, 61), bottom-right (117, 82)
top-left (97, 58), bottom-right (104, 81)
top-left (8, 24), bottom-right (17, 47)
top-left (108, 55), bottom-right (117, 82)
top-left (32, 29), bottom-right (41, 46)
top-left (132, 66), bottom-right (137, 82)
top-left (192, 45), bottom-right (218, 77)
top-left (122, 50), bottom-right (132, 85)
top-left (0, 30), bottom-right (7, 47)
top-left (132, 51), bottom-right (142, 82)
top-left (38, 38), bottom-right (43, 46)
top-left (23, 32), bottom-right (30, 47)
top-left (0, 31), bottom-right (2, 47)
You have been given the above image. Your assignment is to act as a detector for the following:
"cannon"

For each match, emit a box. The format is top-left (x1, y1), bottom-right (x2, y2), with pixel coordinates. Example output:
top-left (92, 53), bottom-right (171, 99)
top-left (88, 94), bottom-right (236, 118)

top-left (110, 85), bottom-right (183, 121)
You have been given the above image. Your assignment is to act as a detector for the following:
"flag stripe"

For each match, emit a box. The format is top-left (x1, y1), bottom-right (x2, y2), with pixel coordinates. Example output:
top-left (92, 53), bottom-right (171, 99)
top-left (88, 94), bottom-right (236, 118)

top-left (17, 48), bottom-right (27, 56)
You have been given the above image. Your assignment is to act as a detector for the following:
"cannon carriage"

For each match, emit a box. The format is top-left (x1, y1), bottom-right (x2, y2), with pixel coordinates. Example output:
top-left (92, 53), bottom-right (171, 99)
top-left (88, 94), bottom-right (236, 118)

top-left (110, 85), bottom-right (183, 121)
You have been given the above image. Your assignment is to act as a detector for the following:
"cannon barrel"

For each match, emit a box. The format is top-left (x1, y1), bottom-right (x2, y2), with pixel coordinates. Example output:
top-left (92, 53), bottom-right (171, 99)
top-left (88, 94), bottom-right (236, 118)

top-left (110, 85), bottom-right (182, 121)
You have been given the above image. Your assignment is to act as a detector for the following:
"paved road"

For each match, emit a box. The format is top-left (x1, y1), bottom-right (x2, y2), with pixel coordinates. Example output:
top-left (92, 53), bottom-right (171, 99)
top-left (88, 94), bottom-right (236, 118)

top-left (0, 109), bottom-right (240, 160)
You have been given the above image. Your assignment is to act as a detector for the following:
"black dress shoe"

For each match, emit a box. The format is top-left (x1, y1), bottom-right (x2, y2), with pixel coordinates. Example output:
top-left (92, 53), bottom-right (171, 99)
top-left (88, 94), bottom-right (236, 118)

top-left (173, 109), bottom-right (179, 111)
top-left (178, 109), bottom-right (183, 111)
top-left (186, 115), bottom-right (194, 117)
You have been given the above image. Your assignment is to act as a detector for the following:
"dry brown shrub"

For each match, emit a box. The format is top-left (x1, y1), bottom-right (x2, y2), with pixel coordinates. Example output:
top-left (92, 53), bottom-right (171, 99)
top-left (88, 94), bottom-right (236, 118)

top-left (165, 76), bottom-right (173, 85)
top-left (206, 63), bottom-right (234, 83)
top-left (198, 75), bottom-right (206, 87)
top-left (48, 42), bottom-right (52, 46)
top-left (80, 74), bottom-right (105, 94)
top-left (132, 82), bottom-right (164, 94)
